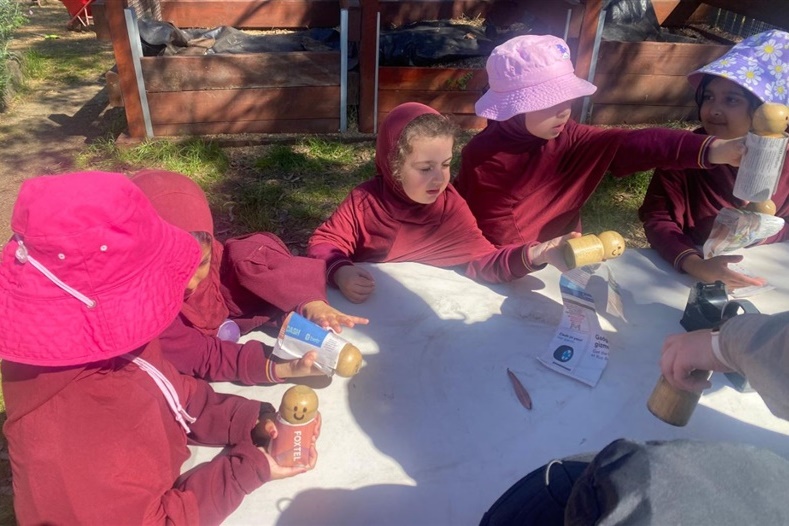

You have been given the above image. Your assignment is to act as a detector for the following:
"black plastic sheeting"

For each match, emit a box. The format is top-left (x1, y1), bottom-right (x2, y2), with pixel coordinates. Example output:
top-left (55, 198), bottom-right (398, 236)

top-left (603, 0), bottom-right (704, 43)
top-left (137, 18), bottom-right (355, 63)
top-left (379, 20), bottom-right (497, 67)
top-left (136, 1), bottom-right (712, 71)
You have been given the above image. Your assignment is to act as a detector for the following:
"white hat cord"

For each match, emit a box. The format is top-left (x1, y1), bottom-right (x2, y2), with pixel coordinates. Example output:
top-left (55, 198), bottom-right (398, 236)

top-left (13, 235), bottom-right (96, 308)
top-left (121, 354), bottom-right (197, 433)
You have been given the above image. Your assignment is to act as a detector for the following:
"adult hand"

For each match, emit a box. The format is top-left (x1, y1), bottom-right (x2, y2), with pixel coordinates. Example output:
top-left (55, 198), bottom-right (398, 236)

top-left (660, 329), bottom-right (733, 392)
top-left (334, 265), bottom-right (376, 303)
top-left (707, 136), bottom-right (746, 167)
top-left (681, 254), bottom-right (766, 290)
top-left (302, 300), bottom-right (370, 333)
top-left (528, 232), bottom-right (582, 272)
top-left (274, 351), bottom-right (324, 379)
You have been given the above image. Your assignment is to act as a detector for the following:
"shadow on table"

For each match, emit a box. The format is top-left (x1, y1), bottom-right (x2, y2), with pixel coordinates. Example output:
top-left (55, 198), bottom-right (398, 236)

top-left (274, 265), bottom-right (789, 525)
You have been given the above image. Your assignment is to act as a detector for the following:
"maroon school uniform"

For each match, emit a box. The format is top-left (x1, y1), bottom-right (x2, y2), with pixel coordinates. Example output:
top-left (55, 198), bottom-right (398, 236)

top-left (638, 128), bottom-right (789, 270)
top-left (455, 117), bottom-right (715, 247)
top-left (2, 340), bottom-right (272, 525)
top-left (308, 102), bottom-right (543, 286)
top-left (0, 172), bottom-right (277, 524)
top-left (133, 170), bottom-right (326, 385)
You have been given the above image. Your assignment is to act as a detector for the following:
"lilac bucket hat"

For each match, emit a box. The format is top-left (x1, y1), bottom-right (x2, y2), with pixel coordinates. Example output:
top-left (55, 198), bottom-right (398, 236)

top-left (688, 29), bottom-right (789, 105)
top-left (475, 34), bottom-right (597, 121)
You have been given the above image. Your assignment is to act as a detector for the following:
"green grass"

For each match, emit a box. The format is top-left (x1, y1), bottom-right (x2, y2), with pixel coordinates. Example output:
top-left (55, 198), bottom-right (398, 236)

top-left (582, 170), bottom-right (654, 248)
top-left (226, 138), bottom-right (376, 244)
top-left (76, 137), bottom-right (231, 184)
top-left (21, 39), bottom-right (114, 87)
top-left (0, 0), bottom-right (26, 109)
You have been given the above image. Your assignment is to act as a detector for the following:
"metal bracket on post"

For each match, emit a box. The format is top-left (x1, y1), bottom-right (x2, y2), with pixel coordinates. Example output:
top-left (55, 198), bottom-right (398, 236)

top-left (340, 8), bottom-right (349, 132)
top-left (124, 8), bottom-right (153, 138)
top-left (580, 9), bottom-right (606, 125)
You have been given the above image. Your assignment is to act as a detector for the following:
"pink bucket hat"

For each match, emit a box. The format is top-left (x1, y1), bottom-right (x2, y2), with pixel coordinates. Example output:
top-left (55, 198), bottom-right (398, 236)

top-left (475, 34), bottom-right (597, 121)
top-left (0, 171), bottom-right (201, 366)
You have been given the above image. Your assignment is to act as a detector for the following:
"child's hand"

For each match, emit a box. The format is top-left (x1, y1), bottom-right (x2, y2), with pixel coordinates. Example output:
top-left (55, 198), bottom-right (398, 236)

top-left (707, 137), bottom-right (746, 167)
top-left (258, 413), bottom-right (321, 479)
top-left (528, 232), bottom-right (582, 272)
top-left (334, 265), bottom-right (376, 303)
top-left (251, 404), bottom-right (278, 447)
top-left (274, 351), bottom-right (324, 379)
top-left (681, 254), bottom-right (766, 290)
top-left (302, 300), bottom-right (370, 333)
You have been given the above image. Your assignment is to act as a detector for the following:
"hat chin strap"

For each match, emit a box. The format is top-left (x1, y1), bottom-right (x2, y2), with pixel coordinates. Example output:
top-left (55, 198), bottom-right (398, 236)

top-left (13, 236), bottom-right (97, 308)
top-left (121, 354), bottom-right (197, 434)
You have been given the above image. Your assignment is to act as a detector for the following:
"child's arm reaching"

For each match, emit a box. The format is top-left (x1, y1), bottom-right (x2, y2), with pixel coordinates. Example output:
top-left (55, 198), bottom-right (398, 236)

top-left (465, 232), bottom-right (582, 282)
top-left (301, 299), bottom-right (370, 331)
top-left (309, 189), bottom-right (376, 302)
top-left (527, 232), bottom-right (582, 272)
top-left (639, 167), bottom-right (767, 290)
top-left (680, 253), bottom-right (766, 290)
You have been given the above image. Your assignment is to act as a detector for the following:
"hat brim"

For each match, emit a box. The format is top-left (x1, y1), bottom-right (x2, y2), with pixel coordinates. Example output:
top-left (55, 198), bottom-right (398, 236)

top-left (476, 73), bottom-right (597, 121)
top-left (0, 221), bottom-right (200, 367)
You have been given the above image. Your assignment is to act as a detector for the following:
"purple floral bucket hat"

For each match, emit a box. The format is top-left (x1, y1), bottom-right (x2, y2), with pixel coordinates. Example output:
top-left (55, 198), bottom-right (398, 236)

top-left (688, 29), bottom-right (789, 105)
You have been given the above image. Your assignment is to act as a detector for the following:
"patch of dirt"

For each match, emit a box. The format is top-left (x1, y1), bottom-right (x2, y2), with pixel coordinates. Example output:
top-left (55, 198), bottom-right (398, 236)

top-left (0, 1), bottom-right (120, 251)
top-left (0, 3), bottom-right (120, 520)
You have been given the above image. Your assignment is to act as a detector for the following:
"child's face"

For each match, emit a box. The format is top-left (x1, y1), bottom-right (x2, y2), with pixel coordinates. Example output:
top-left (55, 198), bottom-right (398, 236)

top-left (185, 241), bottom-right (212, 295)
top-left (699, 77), bottom-right (753, 139)
top-left (398, 135), bottom-right (453, 204)
top-left (524, 100), bottom-right (574, 140)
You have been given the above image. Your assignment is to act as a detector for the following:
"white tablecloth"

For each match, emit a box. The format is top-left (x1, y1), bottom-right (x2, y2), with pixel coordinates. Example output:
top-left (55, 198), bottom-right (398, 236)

top-left (184, 243), bottom-right (789, 525)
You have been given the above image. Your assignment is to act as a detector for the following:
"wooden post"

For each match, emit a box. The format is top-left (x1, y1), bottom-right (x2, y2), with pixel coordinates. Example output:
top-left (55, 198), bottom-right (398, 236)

top-left (105, 1), bottom-right (147, 139)
top-left (572, 0), bottom-right (602, 121)
top-left (358, 0), bottom-right (379, 133)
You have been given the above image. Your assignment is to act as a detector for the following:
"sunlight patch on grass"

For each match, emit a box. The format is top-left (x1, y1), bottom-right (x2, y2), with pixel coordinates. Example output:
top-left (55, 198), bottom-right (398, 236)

top-left (22, 41), bottom-right (113, 86)
top-left (76, 138), bottom-right (230, 186)
top-left (235, 140), bottom-right (376, 242)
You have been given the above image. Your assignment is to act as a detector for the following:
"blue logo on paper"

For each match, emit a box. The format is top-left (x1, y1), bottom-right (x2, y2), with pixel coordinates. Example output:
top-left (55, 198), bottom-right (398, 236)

top-left (553, 345), bottom-right (574, 362)
top-left (285, 313), bottom-right (329, 346)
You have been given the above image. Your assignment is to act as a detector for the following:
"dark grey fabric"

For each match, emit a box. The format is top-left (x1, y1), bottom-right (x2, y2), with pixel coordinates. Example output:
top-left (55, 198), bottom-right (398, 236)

top-left (565, 439), bottom-right (789, 525)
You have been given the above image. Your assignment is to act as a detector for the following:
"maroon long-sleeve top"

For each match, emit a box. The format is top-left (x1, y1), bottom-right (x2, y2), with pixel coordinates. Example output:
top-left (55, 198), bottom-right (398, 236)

top-left (638, 128), bottom-right (789, 270)
top-left (132, 170), bottom-right (327, 385)
top-left (455, 117), bottom-right (716, 246)
top-left (2, 339), bottom-right (272, 525)
top-left (308, 102), bottom-right (543, 285)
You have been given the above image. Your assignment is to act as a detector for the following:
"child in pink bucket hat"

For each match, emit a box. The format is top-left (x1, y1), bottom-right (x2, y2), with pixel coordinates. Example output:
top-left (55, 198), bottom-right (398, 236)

top-left (640, 29), bottom-right (789, 291)
top-left (456, 34), bottom-right (747, 248)
top-left (0, 172), bottom-right (317, 524)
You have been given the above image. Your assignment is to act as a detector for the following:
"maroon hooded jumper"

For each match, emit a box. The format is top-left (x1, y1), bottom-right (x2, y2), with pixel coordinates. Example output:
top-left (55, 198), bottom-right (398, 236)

top-left (455, 117), bottom-right (716, 246)
top-left (639, 127), bottom-right (789, 270)
top-left (308, 102), bottom-right (543, 284)
top-left (3, 341), bottom-right (272, 525)
top-left (133, 170), bottom-right (327, 385)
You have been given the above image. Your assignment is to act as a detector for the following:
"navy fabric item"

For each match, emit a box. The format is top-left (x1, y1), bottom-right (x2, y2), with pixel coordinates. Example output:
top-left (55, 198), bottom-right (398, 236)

top-left (479, 456), bottom-right (591, 526)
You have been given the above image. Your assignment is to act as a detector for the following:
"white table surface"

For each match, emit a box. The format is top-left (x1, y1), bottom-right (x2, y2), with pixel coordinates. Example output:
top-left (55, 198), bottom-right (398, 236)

top-left (184, 243), bottom-right (789, 526)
